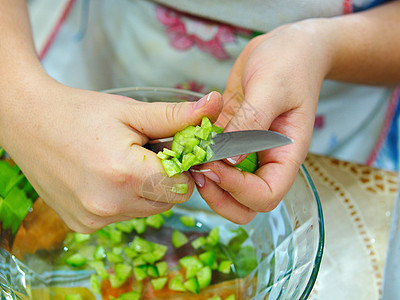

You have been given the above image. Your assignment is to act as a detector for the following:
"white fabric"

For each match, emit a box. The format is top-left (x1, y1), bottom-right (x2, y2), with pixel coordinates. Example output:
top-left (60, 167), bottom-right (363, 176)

top-left (29, 0), bottom-right (391, 167)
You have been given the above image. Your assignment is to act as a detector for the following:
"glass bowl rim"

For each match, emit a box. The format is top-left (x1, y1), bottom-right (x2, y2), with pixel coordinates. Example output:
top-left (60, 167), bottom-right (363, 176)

top-left (102, 86), bottom-right (325, 299)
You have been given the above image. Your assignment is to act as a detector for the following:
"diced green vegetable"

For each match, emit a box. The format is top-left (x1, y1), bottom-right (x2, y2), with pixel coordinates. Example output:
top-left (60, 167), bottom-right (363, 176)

top-left (118, 291), bottom-right (141, 300)
top-left (109, 273), bottom-right (125, 288)
top-left (106, 252), bottom-right (123, 264)
top-left (131, 236), bottom-right (154, 253)
top-left (74, 233), bottom-right (91, 243)
top-left (181, 153), bottom-right (199, 171)
top-left (131, 218), bottom-right (147, 234)
top-left (199, 251), bottom-right (216, 267)
top-left (151, 277), bottom-right (168, 291)
top-left (161, 159), bottom-right (182, 177)
top-left (65, 253), bottom-right (86, 267)
top-left (88, 261), bottom-right (109, 280)
top-left (114, 263), bottom-right (132, 282)
top-left (90, 274), bottom-right (101, 294)
top-left (116, 221), bottom-right (134, 233)
top-left (147, 265), bottom-right (159, 277)
top-left (93, 245), bottom-right (106, 260)
top-left (171, 183), bottom-right (189, 194)
top-left (209, 296), bottom-right (222, 300)
top-left (124, 247), bottom-right (138, 258)
top-left (196, 266), bottom-right (212, 289)
top-left (163, 148), bottom-right (177, 157)
top-left (179, 256), bottom-right (203, 279)
top-left (206, 227), bottom-right (219, 246)
top-left (172, 230), bottom-right (189, 248)
top-left (218, 260), bottom-right (232, 274)
top-left (156, 261), bottom-right (168, 276)
top-left (225, 295), bottom-right (236, 300)
top-left (157, 151), bottom-right (169, 160)
top-left (193, 145), bottom-right (207, 161)
top-left (235, 152), bottom-right (258, 173)
top-left (184, 277), bottom-right (199, 294)
top-left (64, 294), bottom-right (83, 300)
top-left (146, 214), bottom-right (165, 229)
top-left (161, 210), bottom-right (173, 218)
top-left (179, 215), bottom-right (195, 227)
top-left (168, 274), bottom-right (186, 292)
top-left (133, 265), bottom-right (148, 281)
top-left (191, 236), bottom-right (206, 249)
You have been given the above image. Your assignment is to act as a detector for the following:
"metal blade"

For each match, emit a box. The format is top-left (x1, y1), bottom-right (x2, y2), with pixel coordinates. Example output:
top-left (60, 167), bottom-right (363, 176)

top-left (206, 130), bottom-right (293, 162)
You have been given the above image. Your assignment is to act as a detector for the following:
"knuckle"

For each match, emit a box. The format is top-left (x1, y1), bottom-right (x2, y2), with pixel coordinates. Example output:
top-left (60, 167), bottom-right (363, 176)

top-left (164, 104), bottom-right (182, 128)
top-left (81, 195), bottom-right (124, 218)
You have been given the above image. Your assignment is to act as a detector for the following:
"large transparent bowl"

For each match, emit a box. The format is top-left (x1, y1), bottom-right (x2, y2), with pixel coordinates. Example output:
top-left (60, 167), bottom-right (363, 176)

top-left (105, 87), bottom-right (325, 299)
top-left (0, 87), bottom-right (324, 300)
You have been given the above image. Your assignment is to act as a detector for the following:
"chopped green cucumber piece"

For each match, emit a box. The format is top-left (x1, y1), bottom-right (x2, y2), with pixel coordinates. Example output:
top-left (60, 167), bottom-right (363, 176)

top-left (196, 266), bottom-right (212, 289)
top-left (179, 256), bottom-right (203, 279)
top-left (181, 153), bottom-right (199, 171)
top-left (141, 252), bottom-right (160, 264)
top-left (131, 218), bottom-right (147, 234)
top-left (93, 245), bottom-right (106, 260)
top-left (235, 152), bottom-right (258, 173)
top-left (180, 125), bottom-right (196, 137)
top-left (109, 273), bottom-right (125, 288)
top-left (225, 295), bottom-right (236, 300)
top-left (161, 210), bottom-right (173, 218)
top-left (65, 253), bottom-right (86, 267)
top-left (191, 236), bottom-right (206, 249)
top-left (172, 230), bottom-right (189, 248)
top-left (147, 265), bottom-right (159, 277)
top-left (90, 274), bottom-right (101, 294)
top-left (184, 277), bottom-right (199, 294)
top-left (88, 261), bottom-right (109, 280)
top-left (194, 126), bottom-right (210, 140)
top-left (206, 146), bottom-right (214, 161)
top-left (131, 236), bottom-right (154, 253)
top-left (168, 274), bottom-right (186, 292)
top-left (218, 260), bottom-right (232, 274)
top-left (171, 183), bottom-right (188, 194)
top-left (152, 243), bottom-right (168, 261)
top-left (133, 265), bottom-right (148, 281)
top-left (106, 252), bottom-right (123, 264)
top-left (199, 251), bottom-right (216, 267)
top-left (64, 294), bottom-right (83, 300)
top-left (212, 125), bottom-right (224, 134)
top-left (163, 148), bottom-right (177, 157)
top-left (193, 145), bottom-right (207, 161)
top-left (146, 214), bottom-right (165, 229)
top-left (151, 277), bottom-right (168, 291)
top-left (124, 247), bottom-right (138, 258)
top-left (209, 296), bottom-right (222, 300)
top-left (114, 263), bottom-right (132, 282)
top-left (206, 227), bottom-right (219, 246)
top-left (179, 215), bottom-right (195, 227)
top-left (183, 137), bottom-right (200, 154)
top-left (161, 159), bottom-right (182, 177)
top-left (73, 233), bottom-right (91, 243)
top-left (156, 261), bottom-right (168, 276)
top-left (157, 151), bottom-right (169, 160)
top-left (118, 291), bottom-right (141, 300)
top-left (172, 140), bottom-right (185, 157)
top-left (200, 116), bottom-right (213, 132)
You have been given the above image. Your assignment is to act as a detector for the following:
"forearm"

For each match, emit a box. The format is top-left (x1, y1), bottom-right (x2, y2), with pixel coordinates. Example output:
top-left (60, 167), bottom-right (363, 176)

top-left (324, 0), bottom-right (400, 85)
top-left (0, 0), bottom-right (50, 146)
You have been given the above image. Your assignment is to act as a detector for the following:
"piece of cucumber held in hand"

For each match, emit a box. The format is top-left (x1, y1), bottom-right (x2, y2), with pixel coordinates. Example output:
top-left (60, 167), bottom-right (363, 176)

top-left (158, 117), bottom-right (259, 193)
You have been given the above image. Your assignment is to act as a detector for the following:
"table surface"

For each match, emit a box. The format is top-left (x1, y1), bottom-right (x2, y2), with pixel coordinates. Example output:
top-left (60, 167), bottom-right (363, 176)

top-left (304, 153), bottom-right (398, 300)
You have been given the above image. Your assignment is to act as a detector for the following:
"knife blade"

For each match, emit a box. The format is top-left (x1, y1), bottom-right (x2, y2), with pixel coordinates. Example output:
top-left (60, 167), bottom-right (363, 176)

top-left (146, 130), bottom-right (293, 164)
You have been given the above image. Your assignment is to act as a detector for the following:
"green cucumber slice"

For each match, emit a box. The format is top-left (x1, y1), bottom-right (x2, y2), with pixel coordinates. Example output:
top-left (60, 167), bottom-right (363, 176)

top-left (172, 230), bottom-right (188, 248)
top-left (151, 277), bottom-right (168, 291)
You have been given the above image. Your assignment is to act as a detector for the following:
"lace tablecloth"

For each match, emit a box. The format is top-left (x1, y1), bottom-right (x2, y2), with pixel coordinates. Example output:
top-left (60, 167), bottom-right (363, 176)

top-left (304, 153), bottom-right (398, 300)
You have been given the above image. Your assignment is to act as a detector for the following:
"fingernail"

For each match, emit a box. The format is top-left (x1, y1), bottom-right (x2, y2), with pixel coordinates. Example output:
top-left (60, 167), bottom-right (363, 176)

top-left (227, 155), bottom-right (241, 165)
top-left (190, 170), bottom-right (205, 188)
top-left (202, 170), bottom-right (220, 184)
top-left (193, 92), bottom-right (213, 110)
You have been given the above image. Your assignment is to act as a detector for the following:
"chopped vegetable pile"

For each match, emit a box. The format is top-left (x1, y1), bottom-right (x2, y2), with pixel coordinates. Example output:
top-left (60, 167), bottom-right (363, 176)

top-left (158, 117), bottom-right (259, 194)
top-left (59, 211), bottom-right (257, 300)
top-left (158, 116), bottom-right (223, 178)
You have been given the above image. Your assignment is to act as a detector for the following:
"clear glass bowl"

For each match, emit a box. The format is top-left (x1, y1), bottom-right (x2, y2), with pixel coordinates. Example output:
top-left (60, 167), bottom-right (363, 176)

top-left (0, 87), bottom-right (324, 300)
top-left (104, 87), bottom-right (325, 299)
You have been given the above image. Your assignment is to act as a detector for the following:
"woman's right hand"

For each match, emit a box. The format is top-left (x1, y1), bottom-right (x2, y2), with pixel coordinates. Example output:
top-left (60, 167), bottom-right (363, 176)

top-left (0, 74), bottom-right (223, 233)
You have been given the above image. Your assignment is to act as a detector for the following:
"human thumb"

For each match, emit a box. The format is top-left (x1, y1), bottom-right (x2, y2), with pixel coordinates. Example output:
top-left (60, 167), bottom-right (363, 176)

top-left (129, 91), bottom-right (223, 140)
